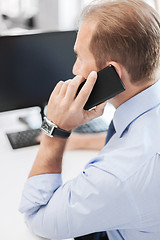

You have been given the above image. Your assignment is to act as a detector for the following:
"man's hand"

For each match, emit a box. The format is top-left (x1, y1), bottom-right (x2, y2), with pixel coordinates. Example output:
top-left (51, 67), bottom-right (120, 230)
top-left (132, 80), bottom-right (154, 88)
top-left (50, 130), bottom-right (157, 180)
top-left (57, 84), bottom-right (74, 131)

top-left (47, 71), bottom-right (106, 131)
top-left (28, 71), bottom-right (106, 178)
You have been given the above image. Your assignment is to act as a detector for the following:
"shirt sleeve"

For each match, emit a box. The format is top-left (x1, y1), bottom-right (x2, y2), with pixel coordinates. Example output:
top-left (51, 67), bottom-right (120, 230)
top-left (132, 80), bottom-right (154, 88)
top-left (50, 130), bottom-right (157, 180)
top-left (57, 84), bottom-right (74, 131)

top-left (19, 173), bottom-right (62, 215)
top-left (19, 161), bottom-right (137, 240)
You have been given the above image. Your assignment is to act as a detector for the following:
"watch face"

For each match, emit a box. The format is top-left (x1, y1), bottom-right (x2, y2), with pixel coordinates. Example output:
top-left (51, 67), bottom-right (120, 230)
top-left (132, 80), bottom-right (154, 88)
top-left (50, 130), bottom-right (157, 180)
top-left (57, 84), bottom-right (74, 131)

top-left (41, 117), bottom-right (71, 138)
top-left (41, 117), bottom-right (56, 137)
top-left (41, 121), bottom-right (53, 132)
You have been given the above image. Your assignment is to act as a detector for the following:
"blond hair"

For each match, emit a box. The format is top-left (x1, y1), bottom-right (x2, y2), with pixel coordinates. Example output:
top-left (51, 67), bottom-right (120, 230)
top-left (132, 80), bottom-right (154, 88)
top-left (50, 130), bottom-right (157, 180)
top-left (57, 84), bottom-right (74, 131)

top-left (81, 0), bottom-right (160, 83)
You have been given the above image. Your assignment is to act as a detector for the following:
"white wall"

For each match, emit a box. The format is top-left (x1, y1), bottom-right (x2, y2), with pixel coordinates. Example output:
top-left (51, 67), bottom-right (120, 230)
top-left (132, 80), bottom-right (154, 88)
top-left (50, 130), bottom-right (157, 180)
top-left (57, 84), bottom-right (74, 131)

top-left (58, 0), bottom-right (82, 30)
top-left (36, 0), bottom-right (59, 31)
top-left (0, 0), bottom-right (159, 32)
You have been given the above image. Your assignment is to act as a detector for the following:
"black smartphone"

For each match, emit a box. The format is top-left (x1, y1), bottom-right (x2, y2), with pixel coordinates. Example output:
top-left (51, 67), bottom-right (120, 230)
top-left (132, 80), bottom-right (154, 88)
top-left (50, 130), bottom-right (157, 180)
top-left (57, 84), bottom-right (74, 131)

top-left (77, 65), bottom-right (125, 110)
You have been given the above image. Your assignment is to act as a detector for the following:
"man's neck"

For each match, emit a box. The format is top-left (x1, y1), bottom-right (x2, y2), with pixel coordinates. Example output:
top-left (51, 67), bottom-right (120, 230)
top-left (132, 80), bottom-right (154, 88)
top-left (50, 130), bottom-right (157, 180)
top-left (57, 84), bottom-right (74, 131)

top-left (109, 78), bottom-right (156, 109)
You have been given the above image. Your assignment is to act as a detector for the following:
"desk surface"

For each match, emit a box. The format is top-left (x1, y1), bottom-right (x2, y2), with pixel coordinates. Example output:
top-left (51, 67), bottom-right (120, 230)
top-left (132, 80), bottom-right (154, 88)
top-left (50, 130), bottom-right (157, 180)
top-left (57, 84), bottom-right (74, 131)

top-left (0, 108), bottom-right (99, 240)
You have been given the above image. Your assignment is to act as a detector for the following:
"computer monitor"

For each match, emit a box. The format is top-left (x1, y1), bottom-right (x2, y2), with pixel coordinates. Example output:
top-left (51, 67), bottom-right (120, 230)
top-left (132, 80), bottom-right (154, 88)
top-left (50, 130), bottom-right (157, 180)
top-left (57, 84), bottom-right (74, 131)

top-left (0, 30), bottom-right (77, 115)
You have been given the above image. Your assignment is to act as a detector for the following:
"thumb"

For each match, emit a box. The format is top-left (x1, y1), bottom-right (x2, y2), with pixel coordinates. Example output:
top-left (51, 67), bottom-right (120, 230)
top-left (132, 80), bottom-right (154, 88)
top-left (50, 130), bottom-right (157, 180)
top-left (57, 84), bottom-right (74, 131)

top-left (94, 101), bottom-right (107, 116)
top-left (86, 101), bottom-right (107, 121)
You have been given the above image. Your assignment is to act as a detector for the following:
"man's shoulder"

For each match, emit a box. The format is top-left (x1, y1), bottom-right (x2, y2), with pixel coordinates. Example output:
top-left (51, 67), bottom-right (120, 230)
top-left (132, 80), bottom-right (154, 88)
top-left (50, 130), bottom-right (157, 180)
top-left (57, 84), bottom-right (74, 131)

top-left (93, 105), bottom-right (160, 182)
top-left (129, 104), bottom-right (160, 148)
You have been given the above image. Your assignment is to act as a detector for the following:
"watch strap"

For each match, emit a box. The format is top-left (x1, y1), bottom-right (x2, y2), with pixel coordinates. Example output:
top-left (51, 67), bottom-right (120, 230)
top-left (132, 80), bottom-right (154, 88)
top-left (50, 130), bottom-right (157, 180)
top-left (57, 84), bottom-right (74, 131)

top-left (41, 117), bottom-right (71, 139)
top-left (53, 127), bottom-right (71, 138)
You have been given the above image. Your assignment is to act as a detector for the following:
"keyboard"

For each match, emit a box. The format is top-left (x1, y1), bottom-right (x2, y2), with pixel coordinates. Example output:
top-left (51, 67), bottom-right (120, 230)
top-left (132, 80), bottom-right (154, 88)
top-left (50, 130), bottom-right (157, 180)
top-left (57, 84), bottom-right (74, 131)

top-left (7, 128), bottom-right (41, 149)
top-left (6, 118), bottom-right (108, 149)
top-left (73, 117), bottom-right (108, 133)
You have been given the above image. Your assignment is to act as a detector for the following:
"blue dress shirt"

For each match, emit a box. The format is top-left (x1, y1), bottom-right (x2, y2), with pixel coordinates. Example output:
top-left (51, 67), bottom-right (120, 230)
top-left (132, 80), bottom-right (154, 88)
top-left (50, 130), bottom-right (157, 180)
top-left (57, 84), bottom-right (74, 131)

top-left (19, 80), bottom-right (160, 240)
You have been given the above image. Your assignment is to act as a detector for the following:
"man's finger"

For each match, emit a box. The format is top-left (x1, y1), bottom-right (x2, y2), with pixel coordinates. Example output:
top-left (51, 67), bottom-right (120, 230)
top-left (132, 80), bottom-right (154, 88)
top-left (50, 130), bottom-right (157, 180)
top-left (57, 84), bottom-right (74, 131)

top-left (74, 71), bottom-right (97, 109)
top-left (58, 80), bottom-right (71, 97)
top-left (65, 75), bottom-right (84, 101)
top-left (52, 80), bottom-right (64, 95)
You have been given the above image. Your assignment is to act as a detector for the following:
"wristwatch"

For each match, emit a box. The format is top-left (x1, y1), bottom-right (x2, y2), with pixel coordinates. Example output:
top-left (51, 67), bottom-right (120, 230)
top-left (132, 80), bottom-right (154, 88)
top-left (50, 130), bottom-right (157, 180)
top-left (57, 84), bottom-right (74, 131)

top-left (41, 117), bottom-right (71, 138)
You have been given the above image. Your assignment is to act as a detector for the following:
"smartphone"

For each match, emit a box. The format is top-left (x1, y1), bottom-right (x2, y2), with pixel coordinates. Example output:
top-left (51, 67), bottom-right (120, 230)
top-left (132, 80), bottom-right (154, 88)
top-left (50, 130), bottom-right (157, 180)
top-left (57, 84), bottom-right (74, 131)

top-left (77, 65), bottom-right (125, 110)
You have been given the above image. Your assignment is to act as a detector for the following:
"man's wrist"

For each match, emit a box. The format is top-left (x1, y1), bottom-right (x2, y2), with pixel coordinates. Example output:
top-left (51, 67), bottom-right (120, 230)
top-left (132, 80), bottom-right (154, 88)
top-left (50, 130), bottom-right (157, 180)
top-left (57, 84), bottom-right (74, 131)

top-left (41, 117), bottom-right (71, 139)
top-left (28, 134), bottom-right (67, 178)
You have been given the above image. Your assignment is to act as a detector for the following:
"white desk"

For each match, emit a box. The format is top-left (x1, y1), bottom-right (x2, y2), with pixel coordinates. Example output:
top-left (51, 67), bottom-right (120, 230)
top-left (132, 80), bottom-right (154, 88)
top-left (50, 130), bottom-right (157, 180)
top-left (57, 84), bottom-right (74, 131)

top-left (0, 108), bottom-right (99, 240)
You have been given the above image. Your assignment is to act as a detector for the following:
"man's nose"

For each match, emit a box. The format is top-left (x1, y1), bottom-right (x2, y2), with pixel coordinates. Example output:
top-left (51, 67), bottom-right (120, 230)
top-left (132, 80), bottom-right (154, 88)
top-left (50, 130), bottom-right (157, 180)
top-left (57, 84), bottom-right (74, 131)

top-left (72, 61), bottom-right (79, 76)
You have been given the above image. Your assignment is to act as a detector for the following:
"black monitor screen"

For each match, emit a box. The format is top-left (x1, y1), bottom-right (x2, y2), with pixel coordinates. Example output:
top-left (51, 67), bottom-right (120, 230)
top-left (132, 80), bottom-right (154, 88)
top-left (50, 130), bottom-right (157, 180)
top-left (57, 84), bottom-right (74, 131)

top-left (0, 31), bottom-right (77, 112)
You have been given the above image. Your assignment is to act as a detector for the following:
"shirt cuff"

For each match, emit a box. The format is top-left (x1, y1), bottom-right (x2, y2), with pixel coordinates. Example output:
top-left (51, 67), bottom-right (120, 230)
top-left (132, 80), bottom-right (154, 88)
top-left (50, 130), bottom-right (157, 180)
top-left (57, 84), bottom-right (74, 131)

top-left (19, 173), bottom-right (62, 215)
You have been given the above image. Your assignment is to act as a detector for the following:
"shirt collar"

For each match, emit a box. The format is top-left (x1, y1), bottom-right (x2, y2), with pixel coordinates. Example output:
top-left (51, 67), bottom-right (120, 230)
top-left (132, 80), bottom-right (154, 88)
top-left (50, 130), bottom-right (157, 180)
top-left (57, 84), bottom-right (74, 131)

top-left (113, 80), bottom-right (160, 138)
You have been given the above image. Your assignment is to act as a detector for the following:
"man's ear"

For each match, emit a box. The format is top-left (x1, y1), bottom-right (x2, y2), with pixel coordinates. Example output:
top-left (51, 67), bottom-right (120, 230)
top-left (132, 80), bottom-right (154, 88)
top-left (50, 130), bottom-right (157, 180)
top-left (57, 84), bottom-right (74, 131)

top-left (106, 61), bottom-right (122, 79)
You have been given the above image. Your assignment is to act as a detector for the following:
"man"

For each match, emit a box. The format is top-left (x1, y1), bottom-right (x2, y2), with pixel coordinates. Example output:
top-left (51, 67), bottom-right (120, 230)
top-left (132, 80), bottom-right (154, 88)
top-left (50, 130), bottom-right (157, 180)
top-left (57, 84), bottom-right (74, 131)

top-left (19, 0), bottom-right (160, 239)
